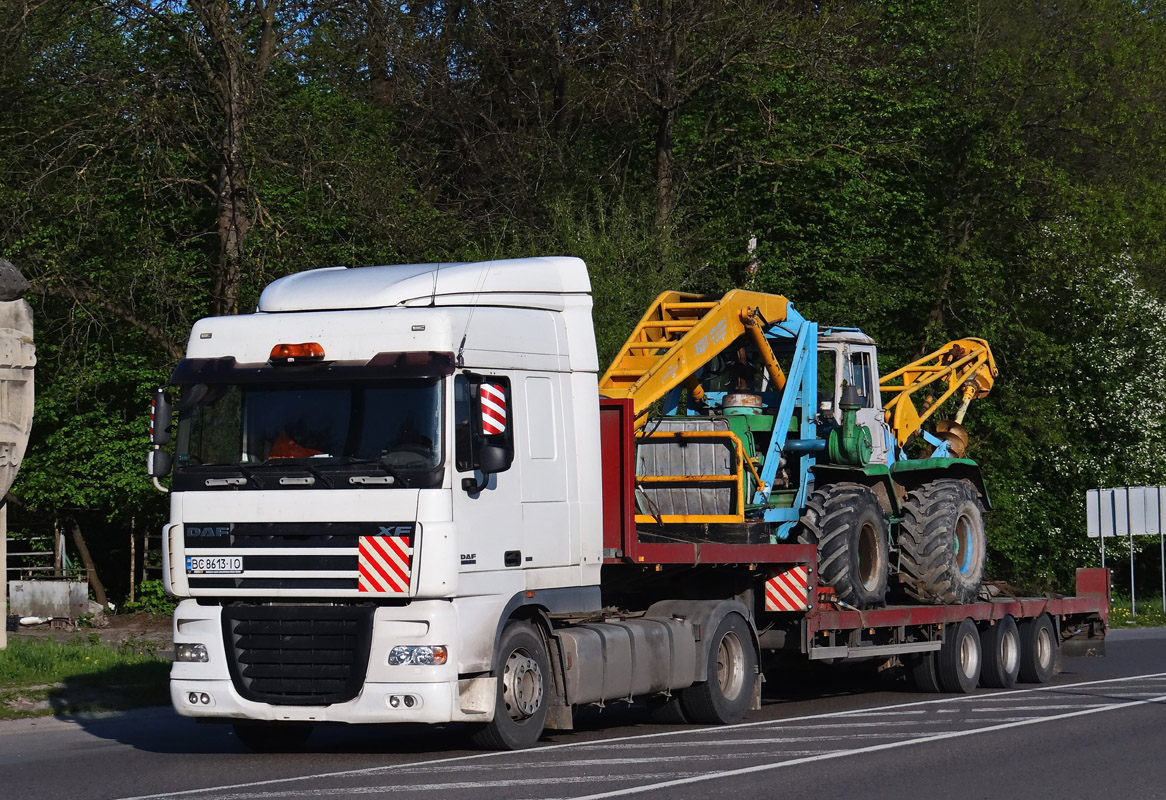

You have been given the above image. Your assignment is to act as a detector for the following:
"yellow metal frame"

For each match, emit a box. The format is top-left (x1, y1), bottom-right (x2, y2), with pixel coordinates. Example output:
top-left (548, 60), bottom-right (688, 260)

top-left (879, 338), bottom-right (997, 446)
top-left (633, 429), bottom-right (767, 524)
top-left (599, 289), bottom-right (791, 427)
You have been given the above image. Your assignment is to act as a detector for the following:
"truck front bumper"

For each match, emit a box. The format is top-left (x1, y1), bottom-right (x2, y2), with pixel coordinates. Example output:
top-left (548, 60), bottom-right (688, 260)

top-left (170, 599), bottom-right (496, 725)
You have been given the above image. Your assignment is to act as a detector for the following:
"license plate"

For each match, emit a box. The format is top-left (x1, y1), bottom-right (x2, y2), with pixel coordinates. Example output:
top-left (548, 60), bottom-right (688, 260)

top-left (186, 555), bottom-right (243, 574)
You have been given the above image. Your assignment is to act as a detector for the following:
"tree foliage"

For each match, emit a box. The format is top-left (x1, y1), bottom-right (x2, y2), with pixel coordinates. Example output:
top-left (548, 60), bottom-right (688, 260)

top-left (2, 0), bottom-right (1165, 597)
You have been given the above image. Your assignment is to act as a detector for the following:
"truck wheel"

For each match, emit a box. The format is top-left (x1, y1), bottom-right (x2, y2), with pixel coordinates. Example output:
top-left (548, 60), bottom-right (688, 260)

top-left (899, 479), bottom-right (986, 605)
top-left (1018, 614), bottom-right (1058, 684)
top-left (680, 612), bottom-right (756, 724)
top-left (796, 483), bottom-right (889, 608)
top-left (909, 652), bottom-right (942, 693)
top-left (471, 621), bottom-right (550, 750)
top-left (232, 722), bottom-right (313, 752)
top-left (937, 618), bottom-right (981, 693)
top-left (979, 615), bottom-right (1021, 689)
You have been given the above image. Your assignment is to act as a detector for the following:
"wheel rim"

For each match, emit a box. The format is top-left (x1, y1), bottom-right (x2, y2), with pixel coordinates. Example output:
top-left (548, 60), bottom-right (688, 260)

top-left (1036, 626), bottom-right (1053, 670)
top-left (858, 520), bottom-right (881, 590)
top-left (960, 628), bottom-right (981, 679)
top-left (717, 631), bottom-right (747, 701)
top-left (502, 648), bottom-right (544, 721)
top-left (1001, 628), bottom-right (1020, 674)
top-left (955, 513), bottom-right (977, 575)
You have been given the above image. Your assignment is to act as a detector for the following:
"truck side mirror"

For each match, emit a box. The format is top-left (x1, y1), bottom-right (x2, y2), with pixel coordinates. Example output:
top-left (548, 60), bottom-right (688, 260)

top-left (147, 448), bottom-right (172, 477)
top-left (461, 443), bottom-right (511, 494)
top-left (151, 388), bottom-right (172, 445)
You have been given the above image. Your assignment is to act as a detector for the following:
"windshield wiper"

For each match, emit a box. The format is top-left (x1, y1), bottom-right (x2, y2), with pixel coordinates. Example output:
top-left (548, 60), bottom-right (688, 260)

top-left (329, 456), bottom-right (409, 488)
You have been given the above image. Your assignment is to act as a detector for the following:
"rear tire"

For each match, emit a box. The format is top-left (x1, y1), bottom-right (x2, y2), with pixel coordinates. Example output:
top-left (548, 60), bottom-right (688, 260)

top-left (796, 483), bottom-right (890, 608)
top-left (937, 618), bottom-right (981, 693)
top-left (979, 616), bottom-right (1021, 689)
top-left (471, 621), bottom-right (550, 750)
top-left (899, 479), bottom-right (986, 604)
top-left (1018, 614), bottom-right (1058, 684)
top-left (232, 723), bottom-right (313, 753)
top-left (679, 612), bottom-right (756, 724)
top-left (909, 652), bottom-right (942, 693)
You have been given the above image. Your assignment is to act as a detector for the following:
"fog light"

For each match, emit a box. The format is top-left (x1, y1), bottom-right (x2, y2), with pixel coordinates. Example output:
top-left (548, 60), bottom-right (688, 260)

top-left (389, 695), bottom-right (401, 708)
top-left (188, 692), bottom-right (198, 704)
top-left (403, 695), bottom-right (415, 708)
top-left (176, 643), bottom-right (209, 662)
top-left (199, 693), bottom-right (210, 704)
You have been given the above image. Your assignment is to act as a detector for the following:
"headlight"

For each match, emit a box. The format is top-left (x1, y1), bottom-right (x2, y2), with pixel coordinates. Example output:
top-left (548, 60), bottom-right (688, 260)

top-left (388, 645), bottom-right (448, 666)
top-left (175, 643), bottom-right (209, 662)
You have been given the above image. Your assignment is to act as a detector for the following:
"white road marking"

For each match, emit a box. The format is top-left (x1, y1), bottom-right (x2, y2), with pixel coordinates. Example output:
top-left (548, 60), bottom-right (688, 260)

top-left (112, 671), bottom-right (1166, 800)
top-left (568, 693), bottom-right (1166, 800)
top-left (202, 772), bottom-right (704, 799)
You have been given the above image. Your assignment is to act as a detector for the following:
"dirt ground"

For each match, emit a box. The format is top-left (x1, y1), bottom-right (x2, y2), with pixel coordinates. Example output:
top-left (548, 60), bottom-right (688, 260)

top-left (8, 611), bottom-right (173, 651)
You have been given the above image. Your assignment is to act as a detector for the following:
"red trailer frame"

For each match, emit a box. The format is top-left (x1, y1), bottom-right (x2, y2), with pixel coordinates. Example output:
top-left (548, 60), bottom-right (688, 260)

top-left (599, 397), bottom-right (1108, 660)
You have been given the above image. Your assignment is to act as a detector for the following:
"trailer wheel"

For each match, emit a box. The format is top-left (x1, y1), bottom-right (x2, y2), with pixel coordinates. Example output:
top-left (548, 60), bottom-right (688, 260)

top-left (909, 652), bottom-right (942, 693)
top-left (471, 621), bottom-right (550, 750)
top-left (979, 615), bottom-right (1021, 689)
top-left (796, 482), bottom-right (889, 608)
top-left (899, 479), bottom-right (985, 605)
top-left (680, 612), bottom-right (756, 724)
top-left (1018, 614), bottom-right (1058, 684)
top-left (937, 618), bottom-right (981, 693)
top-left (232, 722), bottom-right (313, 752)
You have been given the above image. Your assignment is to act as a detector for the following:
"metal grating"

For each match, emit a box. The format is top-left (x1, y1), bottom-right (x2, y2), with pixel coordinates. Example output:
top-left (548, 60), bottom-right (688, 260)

top-left (221, 605), bottom-right (374, 706)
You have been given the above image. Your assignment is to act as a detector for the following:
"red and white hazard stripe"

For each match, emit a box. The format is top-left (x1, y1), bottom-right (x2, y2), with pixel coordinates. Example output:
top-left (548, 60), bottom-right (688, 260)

top-left (480, 383), bottom-right (507, 435)
top-left (357, 535), bottom-right (413, 594)
top-left (765, 566), bottom-right (810, 611)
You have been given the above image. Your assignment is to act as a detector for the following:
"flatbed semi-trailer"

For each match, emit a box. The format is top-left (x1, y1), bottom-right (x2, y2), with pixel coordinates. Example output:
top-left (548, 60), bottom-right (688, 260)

top-left (152, 258), bottom-right (1108, 752)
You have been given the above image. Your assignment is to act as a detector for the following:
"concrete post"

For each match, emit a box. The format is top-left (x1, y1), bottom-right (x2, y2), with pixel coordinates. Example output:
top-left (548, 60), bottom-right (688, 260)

top-left (0, 258), bottom-right (35, 650)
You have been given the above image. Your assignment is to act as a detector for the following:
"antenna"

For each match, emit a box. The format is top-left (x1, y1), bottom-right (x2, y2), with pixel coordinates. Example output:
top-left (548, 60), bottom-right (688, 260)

top-left (456, 260), bottom-right (494, 369)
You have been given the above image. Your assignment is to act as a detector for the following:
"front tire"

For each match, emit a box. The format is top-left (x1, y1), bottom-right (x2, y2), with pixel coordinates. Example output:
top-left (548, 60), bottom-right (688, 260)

top-left (899, 479), bottom-right (986, 604)
top-left (471, 621), bottom-right (550, 751)
top-left (796, 483), bottom-right (890, 608)
top-left (679, 612), bottom-right (757, 724)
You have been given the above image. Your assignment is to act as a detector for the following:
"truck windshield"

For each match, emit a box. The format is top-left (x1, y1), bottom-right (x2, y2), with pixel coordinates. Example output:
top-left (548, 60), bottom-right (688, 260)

top-left (175, 378), bottom-right (443, 473)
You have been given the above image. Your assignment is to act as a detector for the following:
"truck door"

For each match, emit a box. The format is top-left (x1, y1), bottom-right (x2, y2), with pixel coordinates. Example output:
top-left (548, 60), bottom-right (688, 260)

top-left (452, 374), bottom-right (523, 574)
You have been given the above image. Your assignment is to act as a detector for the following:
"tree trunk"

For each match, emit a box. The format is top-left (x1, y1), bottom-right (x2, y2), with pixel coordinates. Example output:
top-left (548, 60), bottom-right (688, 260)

top-left (69, 518), bottom-right (108, 609)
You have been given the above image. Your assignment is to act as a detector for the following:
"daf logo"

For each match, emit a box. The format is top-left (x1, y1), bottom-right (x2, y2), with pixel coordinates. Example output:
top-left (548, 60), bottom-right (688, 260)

top-left (187, 525), bottom-right (230, 537)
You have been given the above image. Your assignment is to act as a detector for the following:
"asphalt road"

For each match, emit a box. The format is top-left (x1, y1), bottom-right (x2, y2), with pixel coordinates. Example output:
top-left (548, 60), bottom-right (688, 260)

top-left (3, 628), bottom-right (1165, 800)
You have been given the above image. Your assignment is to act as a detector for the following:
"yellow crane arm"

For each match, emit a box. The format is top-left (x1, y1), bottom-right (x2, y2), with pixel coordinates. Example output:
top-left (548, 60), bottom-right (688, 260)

top-left (879, 338), bottom-right (998, 447)
top-left (599, 289), bottom-right (791, 424)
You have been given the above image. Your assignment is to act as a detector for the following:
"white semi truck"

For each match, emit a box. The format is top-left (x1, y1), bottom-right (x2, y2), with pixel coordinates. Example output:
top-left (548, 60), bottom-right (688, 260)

top-left (148, 257), bottom-right (1107, 751)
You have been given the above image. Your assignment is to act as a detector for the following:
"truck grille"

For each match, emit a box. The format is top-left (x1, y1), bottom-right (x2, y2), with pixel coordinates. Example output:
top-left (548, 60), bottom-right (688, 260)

top-left (221, 605), bottom-right (374, 706)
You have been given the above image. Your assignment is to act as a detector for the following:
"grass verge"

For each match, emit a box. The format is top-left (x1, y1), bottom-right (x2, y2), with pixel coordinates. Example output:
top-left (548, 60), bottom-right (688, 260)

top-left (0, 636), bottom-right (170, 719)
top-left (1109, 596), bottom-right (1166, 628)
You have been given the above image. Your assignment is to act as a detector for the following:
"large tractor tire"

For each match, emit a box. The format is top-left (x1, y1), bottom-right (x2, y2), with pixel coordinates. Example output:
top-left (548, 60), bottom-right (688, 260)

top-left (899, 479), bottom-right (986, 604)
top-left (796, 482), bottom-right (890, 609)
top-left (470, 621), bottom-right (550, 750)
top-left (679, 612), bottom-right (757, 724)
